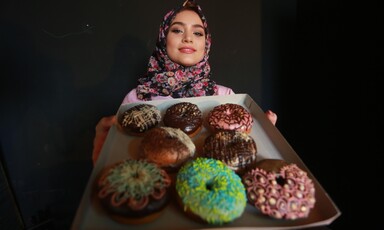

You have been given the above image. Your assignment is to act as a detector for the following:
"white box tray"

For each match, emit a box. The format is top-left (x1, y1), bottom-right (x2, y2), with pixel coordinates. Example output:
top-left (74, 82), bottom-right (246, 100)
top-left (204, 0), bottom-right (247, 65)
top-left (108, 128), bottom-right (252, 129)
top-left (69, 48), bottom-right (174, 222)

top-left (72, 94), bottom-right (341, 229)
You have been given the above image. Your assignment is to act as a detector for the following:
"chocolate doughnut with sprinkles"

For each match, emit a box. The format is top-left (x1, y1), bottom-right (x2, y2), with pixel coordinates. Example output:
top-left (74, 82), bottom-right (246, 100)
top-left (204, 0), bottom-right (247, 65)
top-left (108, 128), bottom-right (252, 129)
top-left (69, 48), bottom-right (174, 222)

top-left (163, 102), bottom-right (203, 137)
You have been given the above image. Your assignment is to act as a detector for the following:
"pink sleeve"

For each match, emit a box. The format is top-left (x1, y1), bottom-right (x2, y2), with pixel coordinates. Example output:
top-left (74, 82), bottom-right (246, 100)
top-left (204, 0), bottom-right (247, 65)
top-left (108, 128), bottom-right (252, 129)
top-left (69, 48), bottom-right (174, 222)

top-left (121, 89), bottom-right (172, 105)
top-left (121, 89), bottom-right (140, 104)
top-left (216, 85), bottom-right (235, 95)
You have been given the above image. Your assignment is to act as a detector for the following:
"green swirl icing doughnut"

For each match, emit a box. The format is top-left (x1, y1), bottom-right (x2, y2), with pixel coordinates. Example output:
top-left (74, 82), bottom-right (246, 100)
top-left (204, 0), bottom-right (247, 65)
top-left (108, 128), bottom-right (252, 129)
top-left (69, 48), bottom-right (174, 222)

top-left (97, 159), bottom-right (171, 222)
top-left (176, 157), bottom-right (246, 225)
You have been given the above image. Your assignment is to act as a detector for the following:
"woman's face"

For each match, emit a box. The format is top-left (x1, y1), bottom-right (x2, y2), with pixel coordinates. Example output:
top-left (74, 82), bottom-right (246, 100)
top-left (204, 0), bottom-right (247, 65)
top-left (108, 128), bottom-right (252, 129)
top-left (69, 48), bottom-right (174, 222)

top-left (166, 10), bottom-right (206, 67)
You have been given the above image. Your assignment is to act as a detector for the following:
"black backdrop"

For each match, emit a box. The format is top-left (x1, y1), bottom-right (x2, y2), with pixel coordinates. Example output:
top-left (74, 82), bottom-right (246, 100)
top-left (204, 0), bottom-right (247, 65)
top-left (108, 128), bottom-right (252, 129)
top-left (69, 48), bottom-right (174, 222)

top-left (1, 0), bottom-right (382, 229)
top-left (1, 0), bottom-right (264, 229)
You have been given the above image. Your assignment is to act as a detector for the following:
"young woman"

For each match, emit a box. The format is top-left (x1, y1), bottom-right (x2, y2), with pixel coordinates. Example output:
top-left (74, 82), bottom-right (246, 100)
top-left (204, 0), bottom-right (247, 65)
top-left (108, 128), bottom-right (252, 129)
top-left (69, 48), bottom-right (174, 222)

top-left (92, 0), bottom-right (277, 164)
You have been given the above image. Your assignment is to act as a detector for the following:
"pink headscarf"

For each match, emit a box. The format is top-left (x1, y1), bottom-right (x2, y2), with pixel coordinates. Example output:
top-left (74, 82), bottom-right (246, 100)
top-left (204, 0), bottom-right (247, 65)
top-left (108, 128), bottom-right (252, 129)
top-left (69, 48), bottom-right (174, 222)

top-left (136, 0), bottom-right (217, 100)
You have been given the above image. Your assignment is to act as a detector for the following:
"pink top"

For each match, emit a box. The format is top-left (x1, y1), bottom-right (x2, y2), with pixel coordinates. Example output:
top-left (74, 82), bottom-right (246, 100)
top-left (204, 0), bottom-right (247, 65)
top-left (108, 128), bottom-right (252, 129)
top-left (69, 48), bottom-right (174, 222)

top-left (121, 85), bottom-right (235, 105)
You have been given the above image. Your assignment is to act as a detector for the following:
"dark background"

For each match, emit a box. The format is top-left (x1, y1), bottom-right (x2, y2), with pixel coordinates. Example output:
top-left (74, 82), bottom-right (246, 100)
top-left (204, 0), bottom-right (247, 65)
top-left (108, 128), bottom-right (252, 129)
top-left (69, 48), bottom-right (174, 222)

top-left (1, 0), bottom-right (382, 229)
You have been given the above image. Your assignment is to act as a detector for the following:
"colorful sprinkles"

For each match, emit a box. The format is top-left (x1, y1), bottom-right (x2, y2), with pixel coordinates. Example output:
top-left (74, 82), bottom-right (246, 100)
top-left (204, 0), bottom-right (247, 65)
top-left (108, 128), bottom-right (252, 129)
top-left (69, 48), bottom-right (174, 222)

top-left (176, 157), bottom-right (246, 225)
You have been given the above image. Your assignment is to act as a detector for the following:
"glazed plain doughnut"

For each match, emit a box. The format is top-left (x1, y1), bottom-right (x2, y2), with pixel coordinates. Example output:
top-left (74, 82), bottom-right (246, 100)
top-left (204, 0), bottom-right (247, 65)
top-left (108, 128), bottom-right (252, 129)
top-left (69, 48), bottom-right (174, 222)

top-left (140, 127), bottom-right (196, 172)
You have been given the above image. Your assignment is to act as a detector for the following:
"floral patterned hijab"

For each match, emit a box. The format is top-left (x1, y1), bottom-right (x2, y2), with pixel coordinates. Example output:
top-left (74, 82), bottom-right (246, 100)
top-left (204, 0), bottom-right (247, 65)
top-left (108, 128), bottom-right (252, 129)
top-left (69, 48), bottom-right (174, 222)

top-left (136, 0), bottom-right (217, 100)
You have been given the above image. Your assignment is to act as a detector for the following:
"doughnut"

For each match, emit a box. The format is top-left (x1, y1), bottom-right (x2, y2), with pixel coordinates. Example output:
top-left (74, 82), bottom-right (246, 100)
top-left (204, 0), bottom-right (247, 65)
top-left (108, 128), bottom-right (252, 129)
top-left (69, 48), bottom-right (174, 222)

top-left (175, 157), bottom-right (247, 225)
top-left (118, 104), bottom-right (161, 136)
top-left (140, 127), bottom-right (196, 172)
top-left (203, 130), bottom-right (257, 175)
top-left (242, 159), bottom-right (316, 220)
top-left (163, 102), bottom-right (203, 137)
top-left (95, 159), bottom-right (172, 224)
top-left (207, 103), bottom-right (253, 133)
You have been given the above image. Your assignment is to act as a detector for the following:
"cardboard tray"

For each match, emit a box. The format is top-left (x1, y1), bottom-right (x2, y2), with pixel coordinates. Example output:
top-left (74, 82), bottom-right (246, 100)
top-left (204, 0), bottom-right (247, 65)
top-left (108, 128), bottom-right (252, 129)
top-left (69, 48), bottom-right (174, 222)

top-left (71, 94), bottom-right (341, 230)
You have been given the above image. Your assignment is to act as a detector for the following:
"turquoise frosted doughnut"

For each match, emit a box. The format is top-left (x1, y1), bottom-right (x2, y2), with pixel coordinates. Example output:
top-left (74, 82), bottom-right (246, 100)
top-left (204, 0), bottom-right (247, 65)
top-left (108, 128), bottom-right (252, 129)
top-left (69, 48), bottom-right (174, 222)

top-left (175, 157), bottom-right (246, 225)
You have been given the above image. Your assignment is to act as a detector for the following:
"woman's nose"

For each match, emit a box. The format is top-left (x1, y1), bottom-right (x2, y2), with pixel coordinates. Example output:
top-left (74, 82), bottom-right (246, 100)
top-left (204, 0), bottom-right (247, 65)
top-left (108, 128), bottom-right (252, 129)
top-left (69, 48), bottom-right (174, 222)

top-left (182, 31), bottom-right (192, 42)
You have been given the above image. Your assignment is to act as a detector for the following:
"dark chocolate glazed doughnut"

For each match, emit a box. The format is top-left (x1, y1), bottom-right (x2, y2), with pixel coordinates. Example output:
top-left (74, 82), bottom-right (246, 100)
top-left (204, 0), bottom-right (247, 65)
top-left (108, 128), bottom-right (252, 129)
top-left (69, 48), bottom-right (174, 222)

top-left (118, 104), bottom-right (161, 136)
top-left (203, 130), bottom-right (257, 174)
top-left (163, 102), bottom-right (203, 137)
top-left (207, 103), bottom-right (253, 133)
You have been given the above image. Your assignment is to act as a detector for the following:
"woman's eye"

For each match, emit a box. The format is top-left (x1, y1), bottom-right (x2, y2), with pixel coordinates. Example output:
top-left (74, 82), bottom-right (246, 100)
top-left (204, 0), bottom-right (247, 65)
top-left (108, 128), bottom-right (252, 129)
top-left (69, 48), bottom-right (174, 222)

top-left (171, 29), bottom-right (183, 34)
top-left (194, 32), bottom-right (204, 37)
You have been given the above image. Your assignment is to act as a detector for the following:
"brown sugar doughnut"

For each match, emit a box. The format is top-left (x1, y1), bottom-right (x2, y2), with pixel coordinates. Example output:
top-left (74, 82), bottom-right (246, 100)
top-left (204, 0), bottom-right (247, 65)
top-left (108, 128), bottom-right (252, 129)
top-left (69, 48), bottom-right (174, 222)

top-left (203, 130), bottom-right (257, 175)
top-left (207, 103), bottom-right (253, 134)
top-left (140, 127), bottom-right (196, 172)
top-left (95, 159), bottom-right (172, 224)
top-left (242, 159), bottom-right (316, 220)
top-left (163, 102), bottom-right (203, 137)
top-left (118, 104), bottom-right (161, 136)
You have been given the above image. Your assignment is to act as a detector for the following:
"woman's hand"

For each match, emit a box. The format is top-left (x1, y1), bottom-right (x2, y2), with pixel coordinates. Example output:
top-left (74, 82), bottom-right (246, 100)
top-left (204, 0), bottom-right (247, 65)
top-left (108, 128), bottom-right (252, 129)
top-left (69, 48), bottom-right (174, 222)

top-left (265, 110), bottom-right (277, 126)
top-left (92, 115), bottom-right (116, 165)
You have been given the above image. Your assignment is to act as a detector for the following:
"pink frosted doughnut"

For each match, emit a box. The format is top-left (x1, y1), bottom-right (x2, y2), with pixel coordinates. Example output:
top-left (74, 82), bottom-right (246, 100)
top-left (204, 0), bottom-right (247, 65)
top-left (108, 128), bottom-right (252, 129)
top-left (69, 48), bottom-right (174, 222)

top-left (242, 159), bottom-right (316, 220)
top-left (207, 103), bottom-right (253, 133)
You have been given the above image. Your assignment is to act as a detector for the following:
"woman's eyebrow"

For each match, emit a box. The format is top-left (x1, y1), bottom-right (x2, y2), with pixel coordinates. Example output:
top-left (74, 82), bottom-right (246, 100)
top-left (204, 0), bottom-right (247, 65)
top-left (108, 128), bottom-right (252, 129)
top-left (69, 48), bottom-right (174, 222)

top-left (170, 21), bottom-right (204, 30)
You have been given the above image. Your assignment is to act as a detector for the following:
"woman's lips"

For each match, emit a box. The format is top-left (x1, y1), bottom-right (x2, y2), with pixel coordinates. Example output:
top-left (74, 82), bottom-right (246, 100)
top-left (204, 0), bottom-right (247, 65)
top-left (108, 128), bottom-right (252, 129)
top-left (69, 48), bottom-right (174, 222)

top-left (179, 47), bottom-right (196, 54)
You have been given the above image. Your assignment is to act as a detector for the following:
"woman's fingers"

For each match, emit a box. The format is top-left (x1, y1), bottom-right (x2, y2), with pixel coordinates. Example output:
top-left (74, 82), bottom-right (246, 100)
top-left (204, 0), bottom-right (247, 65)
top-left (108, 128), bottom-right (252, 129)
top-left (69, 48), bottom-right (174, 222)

top-left (92, 115), bottom-right (116, 165)
top-left (265, 110), bottom-right (277, 126)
